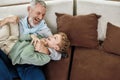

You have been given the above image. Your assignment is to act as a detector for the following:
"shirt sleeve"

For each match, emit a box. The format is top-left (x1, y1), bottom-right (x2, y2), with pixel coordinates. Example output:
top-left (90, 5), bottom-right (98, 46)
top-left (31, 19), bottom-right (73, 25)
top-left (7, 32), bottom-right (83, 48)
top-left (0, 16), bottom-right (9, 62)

top-left (19, 34), bottom-right (32, 41)
top-left (48, 48), bottom-right (62, 60)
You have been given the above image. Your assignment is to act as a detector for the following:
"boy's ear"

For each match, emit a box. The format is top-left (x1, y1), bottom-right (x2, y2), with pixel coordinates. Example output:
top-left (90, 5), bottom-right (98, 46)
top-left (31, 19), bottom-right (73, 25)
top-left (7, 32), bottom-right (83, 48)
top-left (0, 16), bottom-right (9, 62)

top-left (54, 45), bottom-right (60, 51)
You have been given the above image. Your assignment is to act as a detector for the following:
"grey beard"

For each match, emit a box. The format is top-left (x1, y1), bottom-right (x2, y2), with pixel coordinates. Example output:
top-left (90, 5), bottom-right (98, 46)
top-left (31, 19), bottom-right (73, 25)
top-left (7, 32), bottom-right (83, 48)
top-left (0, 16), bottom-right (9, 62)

top-left (29, 17), bottom-right (36, 27)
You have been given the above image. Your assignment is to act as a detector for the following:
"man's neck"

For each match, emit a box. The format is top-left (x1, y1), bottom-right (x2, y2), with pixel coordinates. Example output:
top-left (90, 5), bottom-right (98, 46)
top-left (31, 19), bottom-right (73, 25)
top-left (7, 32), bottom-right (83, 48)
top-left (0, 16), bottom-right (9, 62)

top-left (27, 17), bottom-right (32, 28)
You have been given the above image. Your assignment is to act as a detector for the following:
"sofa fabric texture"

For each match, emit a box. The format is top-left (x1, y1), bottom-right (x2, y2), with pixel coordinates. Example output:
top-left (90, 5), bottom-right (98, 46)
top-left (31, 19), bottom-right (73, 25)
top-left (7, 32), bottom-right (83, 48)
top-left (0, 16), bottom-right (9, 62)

top-left (70, 47), bottom-right (120, 80)
top-left (0, 25), bottom-right (10, 43)
top-left (56, 13), bottom-right (100, 48)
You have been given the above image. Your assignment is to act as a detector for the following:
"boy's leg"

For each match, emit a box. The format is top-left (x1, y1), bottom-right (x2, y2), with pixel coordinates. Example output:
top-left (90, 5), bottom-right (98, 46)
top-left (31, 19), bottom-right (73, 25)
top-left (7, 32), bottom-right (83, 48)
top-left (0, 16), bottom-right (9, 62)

top-left (16, 64), bottom-right (45, 80)
top-left (0, 58), bottom-right (12, 80)
top-left (0, 49), bottom-right (19, 78)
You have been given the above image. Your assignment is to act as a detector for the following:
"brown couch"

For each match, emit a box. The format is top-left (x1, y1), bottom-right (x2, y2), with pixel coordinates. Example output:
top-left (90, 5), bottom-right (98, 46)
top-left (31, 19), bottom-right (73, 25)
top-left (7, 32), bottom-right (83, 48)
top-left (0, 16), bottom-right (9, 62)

top-left (70, 47), bottom-right (120, 80)
top-left (44, 24), bottom-right (120, 80)
top-left (43, 14), bottom-right (120, 80)
top-left (0, 0), bottom-right (120, 80)
top-left (43, 1), bottom-right (120, 80)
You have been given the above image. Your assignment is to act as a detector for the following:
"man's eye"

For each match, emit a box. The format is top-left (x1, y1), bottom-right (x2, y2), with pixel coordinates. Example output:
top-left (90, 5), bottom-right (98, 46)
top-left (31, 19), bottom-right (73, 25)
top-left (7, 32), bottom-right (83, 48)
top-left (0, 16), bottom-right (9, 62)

top-left (37, 12), bottom-right (40, 15)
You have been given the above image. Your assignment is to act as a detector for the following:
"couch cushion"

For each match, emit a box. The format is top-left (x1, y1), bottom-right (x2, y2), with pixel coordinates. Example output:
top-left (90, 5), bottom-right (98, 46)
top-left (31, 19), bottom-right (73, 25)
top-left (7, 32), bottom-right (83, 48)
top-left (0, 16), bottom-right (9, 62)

top-left (0, 15), bottom-right (19, 48)
top-left (77, 0), bottom-right (120, 41)
top-left (0, 25), bottom-right (10, 47)
top-left (10, 23), bottom-right (19, 36)
top-left (56, 13), bottom-right (100, 48)
top-left (70, 47), bottom-right (120, 80)
top-left (102, 22), bottom-right (120, 55)
top-left (0, 25), bottom-right (10, 41)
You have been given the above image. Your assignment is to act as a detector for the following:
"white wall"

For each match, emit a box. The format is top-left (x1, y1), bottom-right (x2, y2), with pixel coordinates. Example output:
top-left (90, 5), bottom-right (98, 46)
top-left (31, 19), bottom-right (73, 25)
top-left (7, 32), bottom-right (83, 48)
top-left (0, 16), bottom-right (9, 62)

top-left (0, 0), bottom-right (30, 6)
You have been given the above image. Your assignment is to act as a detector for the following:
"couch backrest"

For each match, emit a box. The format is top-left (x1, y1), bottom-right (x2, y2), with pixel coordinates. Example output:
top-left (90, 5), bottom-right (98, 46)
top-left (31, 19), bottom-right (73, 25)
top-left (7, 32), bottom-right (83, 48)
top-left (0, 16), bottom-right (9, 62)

top-left (1, 0), bottom-right (120, 41)
top-left (0, 0), bottom-right (73, 33)
top-left (45, 0), bottom-right (73, 33)
top-left (77, 0), bottom-right (120, 41)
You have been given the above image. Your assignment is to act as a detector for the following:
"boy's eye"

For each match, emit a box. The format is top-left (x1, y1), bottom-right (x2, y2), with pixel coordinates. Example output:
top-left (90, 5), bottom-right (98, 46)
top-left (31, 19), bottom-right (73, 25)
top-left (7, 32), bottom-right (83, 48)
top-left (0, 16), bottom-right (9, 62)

top-left (54, 36), bottom-right (57, 40)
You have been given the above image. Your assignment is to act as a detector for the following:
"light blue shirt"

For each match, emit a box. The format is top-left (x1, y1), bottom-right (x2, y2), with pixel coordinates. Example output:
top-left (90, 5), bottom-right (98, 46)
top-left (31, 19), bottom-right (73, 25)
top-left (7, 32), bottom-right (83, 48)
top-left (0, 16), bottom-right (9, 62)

top-left (19, 16), bottom-right (52, 37)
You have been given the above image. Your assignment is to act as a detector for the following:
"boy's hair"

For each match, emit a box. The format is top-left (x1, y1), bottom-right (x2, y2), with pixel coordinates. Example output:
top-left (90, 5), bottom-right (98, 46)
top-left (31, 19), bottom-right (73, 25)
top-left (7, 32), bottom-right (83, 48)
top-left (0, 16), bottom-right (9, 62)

top-left (30, 0), bottom-right (46, 8)
top-left (57, 32), bottom-right (70, 52)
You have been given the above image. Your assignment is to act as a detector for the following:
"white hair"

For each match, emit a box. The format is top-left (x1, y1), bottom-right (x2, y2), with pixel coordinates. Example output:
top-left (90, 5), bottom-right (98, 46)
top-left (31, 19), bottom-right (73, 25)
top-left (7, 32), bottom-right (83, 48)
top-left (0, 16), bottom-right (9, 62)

top-left (30, 0), bottom-right (46, 8)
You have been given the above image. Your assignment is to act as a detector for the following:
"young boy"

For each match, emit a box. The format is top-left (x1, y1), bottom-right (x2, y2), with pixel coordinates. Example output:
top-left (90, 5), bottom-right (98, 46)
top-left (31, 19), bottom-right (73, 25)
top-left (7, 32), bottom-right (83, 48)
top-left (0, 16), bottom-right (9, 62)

top-left (1, 32), bottom-right (70, 66)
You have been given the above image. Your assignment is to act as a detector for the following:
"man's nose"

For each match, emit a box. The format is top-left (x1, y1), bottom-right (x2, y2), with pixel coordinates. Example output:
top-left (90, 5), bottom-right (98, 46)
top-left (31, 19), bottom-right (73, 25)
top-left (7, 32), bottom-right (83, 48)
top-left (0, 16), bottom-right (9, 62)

top-left (38, 14), bottom-right (43, 20)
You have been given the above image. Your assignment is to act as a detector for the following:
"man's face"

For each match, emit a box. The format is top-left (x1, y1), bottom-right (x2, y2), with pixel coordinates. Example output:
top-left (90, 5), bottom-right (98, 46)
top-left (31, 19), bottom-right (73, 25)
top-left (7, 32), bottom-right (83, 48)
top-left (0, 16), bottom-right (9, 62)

top-left (28, 3), bottom-right (46, 27)
top-left (46, 34), bottom-right (62, 51)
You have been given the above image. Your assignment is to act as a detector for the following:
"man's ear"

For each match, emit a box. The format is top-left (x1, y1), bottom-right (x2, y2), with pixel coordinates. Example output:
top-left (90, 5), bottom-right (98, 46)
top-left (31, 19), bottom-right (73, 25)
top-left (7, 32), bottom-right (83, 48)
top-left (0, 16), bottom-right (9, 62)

top-left (27, 6), bottom-right (31, 12)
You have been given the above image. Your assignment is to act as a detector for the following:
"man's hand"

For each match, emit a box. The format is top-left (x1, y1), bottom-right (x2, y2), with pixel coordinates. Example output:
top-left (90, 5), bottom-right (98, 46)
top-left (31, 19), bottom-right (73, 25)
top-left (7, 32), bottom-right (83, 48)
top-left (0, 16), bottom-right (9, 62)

top-left (31, 34), bottom-right (40, 46)
top-left (34, 40), bottom-right (49, 55)
top-left (0, 16), bottom-right (19, 27)
top-left (6, 16), bottom-right (19, 24)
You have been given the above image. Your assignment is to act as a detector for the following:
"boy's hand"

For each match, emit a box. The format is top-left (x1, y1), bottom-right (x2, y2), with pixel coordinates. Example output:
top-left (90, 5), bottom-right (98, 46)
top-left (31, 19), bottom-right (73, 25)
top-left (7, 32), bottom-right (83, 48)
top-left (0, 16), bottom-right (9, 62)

top-left (35, 40), bottom-right (49, 55)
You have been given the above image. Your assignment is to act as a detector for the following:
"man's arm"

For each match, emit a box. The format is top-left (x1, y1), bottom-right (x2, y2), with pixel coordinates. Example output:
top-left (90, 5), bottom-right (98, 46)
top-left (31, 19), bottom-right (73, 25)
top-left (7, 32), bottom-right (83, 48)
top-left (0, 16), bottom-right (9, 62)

top-left (0, 16), bottom-right (19, 27)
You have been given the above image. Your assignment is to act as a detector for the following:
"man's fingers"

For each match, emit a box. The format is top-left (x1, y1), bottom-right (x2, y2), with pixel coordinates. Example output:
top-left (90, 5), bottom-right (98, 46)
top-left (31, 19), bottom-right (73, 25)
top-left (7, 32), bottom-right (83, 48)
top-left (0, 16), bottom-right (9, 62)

top-left (31, 40), bottom-right (33, 44)
top-left (33, 40), bottom-right (37, 47)
top-left (16, 17), bottom-right (19, 23)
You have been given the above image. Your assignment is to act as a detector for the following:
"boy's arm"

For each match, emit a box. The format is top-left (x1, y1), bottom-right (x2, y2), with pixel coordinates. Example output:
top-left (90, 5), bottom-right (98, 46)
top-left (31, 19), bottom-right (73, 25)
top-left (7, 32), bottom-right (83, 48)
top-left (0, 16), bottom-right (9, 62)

top-left (0, 16), bottom-right (19, 27)
top-left (19, 34), bottom-right (40, 41)
top-left (20, 35), bottom-right (50, 55)
top-left (20, 44), bottom-right (51, 66)
top-left (19, 34), bottom-right (47, 53)
top-left (19, 34), bottom-right (32, 41)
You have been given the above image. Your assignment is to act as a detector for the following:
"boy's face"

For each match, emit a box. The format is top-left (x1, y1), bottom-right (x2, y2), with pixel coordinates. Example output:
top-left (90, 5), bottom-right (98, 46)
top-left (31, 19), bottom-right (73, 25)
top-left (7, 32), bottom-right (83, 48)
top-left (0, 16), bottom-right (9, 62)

top-left (28, 3), bottom-right (46, 27)
top-left (46, 34), bottom-right (62, 51)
